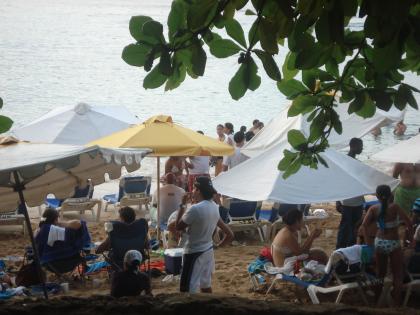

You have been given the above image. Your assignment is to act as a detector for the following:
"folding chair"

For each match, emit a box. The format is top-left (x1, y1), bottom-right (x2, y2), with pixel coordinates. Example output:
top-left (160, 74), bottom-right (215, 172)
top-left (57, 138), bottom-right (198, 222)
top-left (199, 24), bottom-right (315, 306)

top-left (403, 252), bottom-right (420, 306)
top-left (105, 219), bottom-right (150, 272)
top-left (224, 198), bottom-right (265, 242)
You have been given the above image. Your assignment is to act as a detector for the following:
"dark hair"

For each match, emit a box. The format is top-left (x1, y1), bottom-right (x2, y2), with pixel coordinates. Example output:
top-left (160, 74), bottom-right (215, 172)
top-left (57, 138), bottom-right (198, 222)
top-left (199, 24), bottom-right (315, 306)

top-left (217, 124), bottom-right (224, 129)
top-left (349, 137), bottom-right (362, 147)
top-left (376, 185), bottom-right (392, 231)
top-left (253, 119), bottom-right (259, 125)
top-left (240, 125), bottom-right (247, 133)
top-left (197, 130), bottom-right (204, 135)
top-left (257, 122), bottom-right (264, 128)
top-left (194, 176), bottom-right (216, 200)
top-left (40, 208), bottom-right (59, 227)
top-left (119, 206), bottom-right (136, 224)
top-left (245, 131), bottom-right (255, 142)
top-left (224, 122), bottom-right (234, 134)
top-left (233, 131), bottom-right (245, 143)
top-left (282, 209), bottom-right (303, 226)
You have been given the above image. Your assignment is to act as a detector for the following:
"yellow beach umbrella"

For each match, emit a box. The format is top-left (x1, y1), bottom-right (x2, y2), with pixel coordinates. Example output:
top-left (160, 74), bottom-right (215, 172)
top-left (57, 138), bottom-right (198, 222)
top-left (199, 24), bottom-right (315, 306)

top-left (89, 115), bottom-right (234, 233)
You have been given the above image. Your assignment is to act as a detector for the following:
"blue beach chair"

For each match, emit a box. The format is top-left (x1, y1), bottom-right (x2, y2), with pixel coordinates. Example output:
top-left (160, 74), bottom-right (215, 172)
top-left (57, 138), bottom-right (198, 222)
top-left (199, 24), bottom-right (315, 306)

top-left (224, 198), bottom-right (265, 242)
top-left (103, 176), bottom-right (151, 212)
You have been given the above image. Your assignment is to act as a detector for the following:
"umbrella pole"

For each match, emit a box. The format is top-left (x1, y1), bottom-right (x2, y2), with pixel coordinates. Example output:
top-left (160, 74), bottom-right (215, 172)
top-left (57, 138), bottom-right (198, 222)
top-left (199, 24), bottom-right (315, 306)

top-left (12, 171), bottom-right (48, 299)
top-left (156, 157), bottom-right (160, 241)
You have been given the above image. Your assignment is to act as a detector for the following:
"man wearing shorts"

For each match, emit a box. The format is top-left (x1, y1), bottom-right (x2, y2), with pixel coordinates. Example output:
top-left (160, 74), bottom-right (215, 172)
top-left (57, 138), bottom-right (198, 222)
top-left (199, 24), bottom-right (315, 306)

top-left (175, 176), bottom-right (233, 293)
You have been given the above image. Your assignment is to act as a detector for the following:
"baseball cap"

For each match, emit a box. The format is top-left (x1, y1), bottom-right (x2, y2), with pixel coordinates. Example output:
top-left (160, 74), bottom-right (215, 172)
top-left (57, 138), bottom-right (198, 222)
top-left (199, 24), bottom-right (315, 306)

top-left (412, 198), bottom-right (420, 213)
top-left (124, 250), bottom-right (142, 265)
top-left (194, 176), bottom-right (217, 196)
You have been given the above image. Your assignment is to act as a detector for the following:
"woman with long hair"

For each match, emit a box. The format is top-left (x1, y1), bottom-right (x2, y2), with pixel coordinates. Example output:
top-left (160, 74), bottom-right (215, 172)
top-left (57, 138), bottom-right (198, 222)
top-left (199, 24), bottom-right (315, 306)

top-left (361, 185), bottom-right (413, 305)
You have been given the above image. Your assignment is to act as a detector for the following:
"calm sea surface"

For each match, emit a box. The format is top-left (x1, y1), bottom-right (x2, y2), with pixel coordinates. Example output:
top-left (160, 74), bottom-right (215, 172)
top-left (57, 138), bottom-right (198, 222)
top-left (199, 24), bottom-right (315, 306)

top-left (1, 0), bottom-right (419, 176)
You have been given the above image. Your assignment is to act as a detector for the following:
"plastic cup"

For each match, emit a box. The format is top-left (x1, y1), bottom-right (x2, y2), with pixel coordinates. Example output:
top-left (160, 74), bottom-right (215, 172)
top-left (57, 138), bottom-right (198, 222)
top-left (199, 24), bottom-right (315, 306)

top-left (60, 282), bottom-right (69, 293)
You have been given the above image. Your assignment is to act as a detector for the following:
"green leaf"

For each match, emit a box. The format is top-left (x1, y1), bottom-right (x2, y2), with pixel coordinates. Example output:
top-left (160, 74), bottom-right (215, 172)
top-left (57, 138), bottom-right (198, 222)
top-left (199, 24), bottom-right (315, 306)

top-left (121, 44), bottom-right (152, 67)
top-left (348, 92), bottom-right (364, 114)
top-left (355, 92), bottom-right (376, 118)
top-left (143, 64), bottom-right (167, 89)
top-left (248, 20), bottom-right (259, 48)
top-left (209, 39), bottom-right (242, 58)
top-left (258, 18), bottom-right (278, 54)
top-left (394, 84), bottom-right (410, 110)
top-left (317, 154), bottom-right (329, 168)
top-left (372, 38), bottom-right (402, 73)
top-left (282, 52), bottom-right (299, 80)
top-left (254, 50), bottom-right (282, 81)
top-left (325, 59), bottom-right (339, 78)
top-left (165, 63), bottom-right (186, 91)
top-left (223, 1), bottom-right (236, 20)
top-left (277, 79), bottom-right (309, 99)
top-left (315, 13), bottom-right (331, 44)
top-left (295, 45), bottom-right (324, 69)
top-left (229, 63), bottom-right (247, 100)
top-left (282, 156), bottom-right (302, 179)
top-left (225, 19), bottom-right (247, 47)
top-left (308, 111), bottom-right (326, 142)
top-left (0, 115), bottom-right (13, 134)
top-left (142, 21), bottom-right (164, 43)
top-left (187, 0), bottom-right (218, 32)
top-left (247, 57), bottom-right (261, 91)
top-left (168, 0), bottom-right (187, 40)
top-left (159, 50), bottom-right (172, 76)
top-left (245, 9), bottom-right (256, 15)
top-left (278, 150), bottom-right (298, 171)
top-left (235, 0), bottom-right (249, 9)
top-left (288, 95), bottom-right (317, 117)
top-left (191, 42), bottom-right (207, 76)
top-left (287, 129), bottom-right (307, 150)
top-left (129, 16), bottom-right (154, 42)
top-left (0, 97), bottom-right (3, 109)
top-left (302, 69), bottom-right (335, 91)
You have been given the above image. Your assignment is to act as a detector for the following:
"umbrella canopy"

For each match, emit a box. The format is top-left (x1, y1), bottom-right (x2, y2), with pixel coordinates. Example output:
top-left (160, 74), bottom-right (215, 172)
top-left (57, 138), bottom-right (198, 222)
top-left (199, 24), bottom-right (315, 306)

top-left (0, 137), bottom-right (150, 212)
top-left (13, 103), bottom-right (139, 145)
top-left (371, 134), bottom-right (420, 163)
top-left (243, 103), bottom-right (405, 158)
top-left (89, 115), bottom-right (234, 156)
top-left (213, 144), bottom-right (399, 204)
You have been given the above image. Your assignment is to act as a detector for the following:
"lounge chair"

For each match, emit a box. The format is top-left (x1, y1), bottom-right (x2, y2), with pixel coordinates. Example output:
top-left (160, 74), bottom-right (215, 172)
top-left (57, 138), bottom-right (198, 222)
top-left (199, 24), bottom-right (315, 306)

top-left (0, 209), bottom-right (26, 236)
top-left (403, 252), bottom-right (420, 306)
top-left (105, 218), bottom-right (149, 271)
top-left (103, 176), bottom-right (151, 214)
top-left (223, 198), bottom-right (265, 242)
top-left (39, 180), bottom-right (102, 222)
top-left (263, 247), bottom-right (373, 304)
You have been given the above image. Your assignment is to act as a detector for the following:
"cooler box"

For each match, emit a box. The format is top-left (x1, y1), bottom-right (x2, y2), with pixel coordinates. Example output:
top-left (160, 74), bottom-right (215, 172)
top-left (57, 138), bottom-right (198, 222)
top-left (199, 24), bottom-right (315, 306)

top-left (164, 248), bottom-right (183, 275)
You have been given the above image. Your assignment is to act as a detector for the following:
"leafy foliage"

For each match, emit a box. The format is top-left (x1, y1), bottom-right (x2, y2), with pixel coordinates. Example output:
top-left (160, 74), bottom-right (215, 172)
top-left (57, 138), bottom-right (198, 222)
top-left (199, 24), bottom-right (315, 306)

top-left (0, 97), bottom-right (13, 134)
top-left (122, 0), bottom-right (420, 178)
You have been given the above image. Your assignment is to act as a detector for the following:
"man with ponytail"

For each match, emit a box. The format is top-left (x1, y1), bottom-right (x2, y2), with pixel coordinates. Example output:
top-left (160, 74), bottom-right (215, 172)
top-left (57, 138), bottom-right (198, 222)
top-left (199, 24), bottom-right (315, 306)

top-left (361, 185), bottom-right (413, 305)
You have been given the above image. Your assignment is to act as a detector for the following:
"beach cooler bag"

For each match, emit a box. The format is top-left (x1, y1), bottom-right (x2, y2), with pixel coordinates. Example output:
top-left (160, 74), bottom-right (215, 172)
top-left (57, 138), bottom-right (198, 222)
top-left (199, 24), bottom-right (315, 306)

top-left (164, 248), bottom-right (183, 275)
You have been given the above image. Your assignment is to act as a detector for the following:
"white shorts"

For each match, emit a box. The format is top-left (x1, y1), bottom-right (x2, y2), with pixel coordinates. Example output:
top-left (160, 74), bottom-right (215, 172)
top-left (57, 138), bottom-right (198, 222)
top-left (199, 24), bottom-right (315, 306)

top-left (189, 249), bottom-right (215, 293)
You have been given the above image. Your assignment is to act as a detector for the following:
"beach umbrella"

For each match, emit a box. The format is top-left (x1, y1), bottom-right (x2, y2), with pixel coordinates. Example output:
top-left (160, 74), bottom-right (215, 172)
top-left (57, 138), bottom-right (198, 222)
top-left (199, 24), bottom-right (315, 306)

top-left (89, 115), bottom-right (234, 230)
top-left (243, 103), bottom-right (405, 158)
top-left (0, 136), bottom-right (150, 298)
top-left (13, 103), bottom-right (139, 145)
top-left (213, 143), bottom-right (399, 204)
top-left (371, 134), bottom-right (420, 163)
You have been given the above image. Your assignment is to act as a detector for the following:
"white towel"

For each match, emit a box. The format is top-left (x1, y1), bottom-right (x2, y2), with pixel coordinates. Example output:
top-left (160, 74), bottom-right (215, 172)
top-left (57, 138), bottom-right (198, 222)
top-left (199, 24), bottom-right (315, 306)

top-left (337, 245), bottom-right (362, 265)
top-left (47, 225), bottom-right (66, 247)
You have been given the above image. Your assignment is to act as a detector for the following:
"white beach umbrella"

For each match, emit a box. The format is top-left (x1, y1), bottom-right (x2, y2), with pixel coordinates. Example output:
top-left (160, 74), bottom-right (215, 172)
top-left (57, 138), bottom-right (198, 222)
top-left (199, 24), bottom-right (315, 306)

top-left (13, 103), bottom-right (139, 144)
top-left (0, 136), bottom-right (150, 298)
top-left (243, 103), bottom-right (405, 158)
top-left (370, 134), bottom-right (420, 163)
top-left (213, 144), bottom-right (399, 204)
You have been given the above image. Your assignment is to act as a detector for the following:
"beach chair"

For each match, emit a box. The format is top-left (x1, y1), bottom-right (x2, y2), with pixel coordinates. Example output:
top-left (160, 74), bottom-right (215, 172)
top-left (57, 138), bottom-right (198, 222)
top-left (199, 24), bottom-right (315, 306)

top-left (264, 249), bottom-right (372, 304)
top-left (0, 210), bottom-right (26, 236)
top-left (402, 252), bottom-right (420, 306)
top-left (224, 198), bottom-right (265, 242)
top-left (39, 180), bottom-right (102, 222)
top-left (105, 218), bottom-right (149, 271)
top-left (103, 176), bottom-right (151, 214)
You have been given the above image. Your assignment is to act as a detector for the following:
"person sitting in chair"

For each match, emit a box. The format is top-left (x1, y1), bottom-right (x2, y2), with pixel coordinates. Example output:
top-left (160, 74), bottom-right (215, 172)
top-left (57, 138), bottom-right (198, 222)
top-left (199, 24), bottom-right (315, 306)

top-left (111, 250), bottom-right (151, 298)
top-left (35, 208), bottom-right (90, 273)
top-left (271, 209), bottom-right (323, 267)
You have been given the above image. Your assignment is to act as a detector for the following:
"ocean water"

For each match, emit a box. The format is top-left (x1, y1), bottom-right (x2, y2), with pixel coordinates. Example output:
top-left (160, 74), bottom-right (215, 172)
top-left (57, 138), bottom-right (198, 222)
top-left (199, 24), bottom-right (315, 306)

top-left (0, 0), bottom-right (419, 177)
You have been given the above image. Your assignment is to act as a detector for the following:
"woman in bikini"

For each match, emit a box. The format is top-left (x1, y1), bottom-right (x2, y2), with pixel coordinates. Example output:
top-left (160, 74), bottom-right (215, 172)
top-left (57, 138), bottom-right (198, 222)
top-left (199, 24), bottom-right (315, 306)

top-left (214, 124), bottom-right (226, 176)
top-left (361, 185), bottom-right (413, 305)
top-left (271, 209), bottom-right (322, 267)
top-left (165, 157), bottom-right (188, 189)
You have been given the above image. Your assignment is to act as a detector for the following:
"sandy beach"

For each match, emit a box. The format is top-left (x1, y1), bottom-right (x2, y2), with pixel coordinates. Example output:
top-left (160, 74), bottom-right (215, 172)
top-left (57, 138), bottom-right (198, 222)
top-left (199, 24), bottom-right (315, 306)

top-left (0, 201), bottom-right (342, 303)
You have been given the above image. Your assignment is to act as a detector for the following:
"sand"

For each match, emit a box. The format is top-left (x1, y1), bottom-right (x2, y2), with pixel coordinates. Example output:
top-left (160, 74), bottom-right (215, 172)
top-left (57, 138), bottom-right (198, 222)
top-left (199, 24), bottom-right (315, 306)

top-left (0, 203), bottom-right (341, 302)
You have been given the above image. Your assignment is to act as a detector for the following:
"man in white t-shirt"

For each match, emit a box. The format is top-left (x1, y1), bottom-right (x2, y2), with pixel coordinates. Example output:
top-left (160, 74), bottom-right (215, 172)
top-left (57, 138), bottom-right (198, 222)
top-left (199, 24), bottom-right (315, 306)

top-left (186, 131), bottom-right (211, 192)
top-left (152, 173), bottom-right (185, 227)
top-left (223, 131), bottom-right (249, 171)
top-left (175, 176), bottom-right (233, 293)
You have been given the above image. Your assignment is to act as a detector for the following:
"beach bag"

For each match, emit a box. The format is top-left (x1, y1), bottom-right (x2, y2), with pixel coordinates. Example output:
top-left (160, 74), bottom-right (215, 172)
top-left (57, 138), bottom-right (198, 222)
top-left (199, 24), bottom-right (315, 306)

top-left (15, 250), bottom-right (45, 287)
